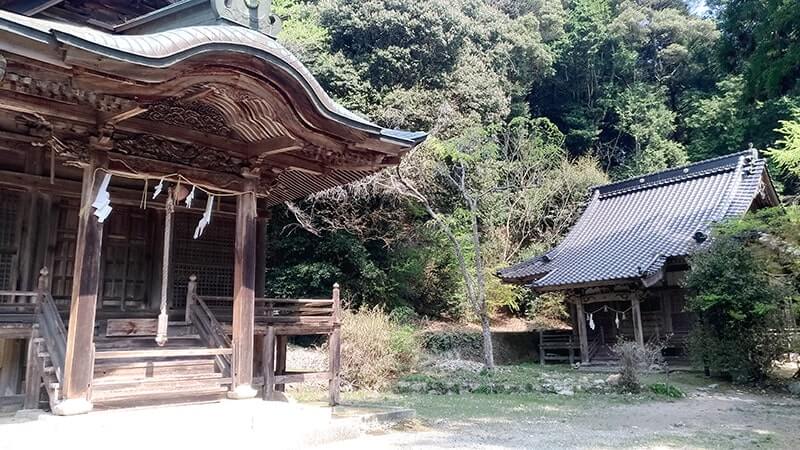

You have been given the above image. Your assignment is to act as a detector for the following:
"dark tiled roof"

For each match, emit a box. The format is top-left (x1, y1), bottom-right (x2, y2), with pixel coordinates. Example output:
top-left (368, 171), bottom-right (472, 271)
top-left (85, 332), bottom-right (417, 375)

top-left (497, 150), bottom-right (780, 289)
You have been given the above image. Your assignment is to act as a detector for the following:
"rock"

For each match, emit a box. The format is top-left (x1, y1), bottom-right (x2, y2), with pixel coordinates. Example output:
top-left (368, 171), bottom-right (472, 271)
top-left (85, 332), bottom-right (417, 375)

top-left (788, 381), bottom-right (800, 396)
top-left (557, 388), bottom-right (574, 396)
top-left (592, 379), bottom-right (606, 386)
top-left (606, 374), bottom-right (621, 386)
top-left (706, 383), bottom-right (719, 390)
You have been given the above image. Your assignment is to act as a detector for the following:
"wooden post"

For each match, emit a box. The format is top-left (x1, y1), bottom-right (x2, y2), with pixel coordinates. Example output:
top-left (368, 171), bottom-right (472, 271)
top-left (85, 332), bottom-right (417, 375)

top-left (255, 217), bottom-right (268, 298)
top-left (229, 182), bottom-right (257, 399)
top-left (155, 188), bottom-right (175, 346)
top-left (262, 326), bottom-right (275, 401)
top-left (58, 151), bottom-right (107, 415)
top-left (328, 283), bottom-right (341, 406)
top-left (575, 299), bottom-right (589, 364)
top-left (632, 295), bottom-right (644, 347)
top-left (185, 275), bottom-right (197, 323)
top-left (275, 336), bottom-right (287, 392)
top-left (539, 331), bottom-right (544, 366)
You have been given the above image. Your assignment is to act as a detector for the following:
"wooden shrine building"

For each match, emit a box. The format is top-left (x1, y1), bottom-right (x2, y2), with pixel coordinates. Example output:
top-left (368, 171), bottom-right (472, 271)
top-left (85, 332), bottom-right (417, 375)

top-left (498, 150), bottom-right (780, 365)
top-left (0, 1), bottom-right (425, 414)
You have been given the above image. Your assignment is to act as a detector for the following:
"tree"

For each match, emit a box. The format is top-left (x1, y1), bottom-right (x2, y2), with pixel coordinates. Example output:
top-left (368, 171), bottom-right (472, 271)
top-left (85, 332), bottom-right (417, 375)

top-left (712, 0), bottom-right (800, 100)
top-left (767, 108), bottom-right (800, 177)
top-left (686, 207), bottom-right (800, 381)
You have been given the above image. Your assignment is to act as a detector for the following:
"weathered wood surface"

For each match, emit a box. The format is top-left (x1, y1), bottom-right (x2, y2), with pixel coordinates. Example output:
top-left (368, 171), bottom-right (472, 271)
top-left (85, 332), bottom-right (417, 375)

top-left (23, 326), bottom-right (42, 409)
top-left (62, 150), bottom-right (107, 402)
top-left (262, 325), bottom-right (274, 400)
top-left (94, 347), bottom-right (232, 360)
top-left (106, 319), bottom-right (158, 337)
top-left (575, 300), bottom-right (589, 364)
top-left (231, 183), bottom-right (257, 392)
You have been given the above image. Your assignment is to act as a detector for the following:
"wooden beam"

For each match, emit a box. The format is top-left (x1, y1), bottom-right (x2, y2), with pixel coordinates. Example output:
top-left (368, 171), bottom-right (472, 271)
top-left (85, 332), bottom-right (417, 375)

top-left (59, 150), bottom-right (107, 415)
top-left (248, 136), bottom-right (302, 157)
top-left (98, 106), bottom-right (148, 126)
top-left (228, 180), bottom-right (258, 399)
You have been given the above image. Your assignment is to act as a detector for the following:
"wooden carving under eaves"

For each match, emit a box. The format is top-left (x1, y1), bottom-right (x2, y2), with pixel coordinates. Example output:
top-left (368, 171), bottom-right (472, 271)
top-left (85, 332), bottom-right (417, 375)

top-left (114, 134), bottom-right (245, 175)
top-left (1, 71), bottom-right (138, 114)
top-left (142, 99), bottom-right (233, 137)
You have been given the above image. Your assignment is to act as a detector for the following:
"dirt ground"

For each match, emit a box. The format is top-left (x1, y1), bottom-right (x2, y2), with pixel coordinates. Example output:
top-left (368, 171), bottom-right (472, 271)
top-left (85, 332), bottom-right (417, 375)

top-left (319, 389), bottom-right (800, 449)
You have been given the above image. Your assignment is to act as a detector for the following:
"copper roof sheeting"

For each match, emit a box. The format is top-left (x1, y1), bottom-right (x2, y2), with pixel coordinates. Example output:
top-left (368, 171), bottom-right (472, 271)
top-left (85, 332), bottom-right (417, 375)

top-left (497, 150), bottom-right (780, 290)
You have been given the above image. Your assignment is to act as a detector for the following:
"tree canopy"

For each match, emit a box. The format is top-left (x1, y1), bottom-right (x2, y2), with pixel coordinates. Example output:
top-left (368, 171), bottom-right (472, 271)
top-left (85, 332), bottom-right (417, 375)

top-left (265, 0), bottom-right (800, 328)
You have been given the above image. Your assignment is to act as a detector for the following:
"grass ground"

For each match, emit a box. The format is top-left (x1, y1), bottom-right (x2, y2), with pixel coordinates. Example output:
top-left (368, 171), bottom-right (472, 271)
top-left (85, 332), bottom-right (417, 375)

top-left (293, 365), bottom-right (800, 449)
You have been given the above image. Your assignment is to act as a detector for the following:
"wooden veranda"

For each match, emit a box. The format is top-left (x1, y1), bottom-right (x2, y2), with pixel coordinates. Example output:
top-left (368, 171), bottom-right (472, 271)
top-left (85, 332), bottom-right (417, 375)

top-left (0, 2), bottom-right (424, 414)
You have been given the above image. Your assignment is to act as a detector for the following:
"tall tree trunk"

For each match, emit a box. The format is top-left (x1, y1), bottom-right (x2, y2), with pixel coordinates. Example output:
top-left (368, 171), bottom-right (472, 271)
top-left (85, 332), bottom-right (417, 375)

top-left (467, 196), bottom-right (494, 368)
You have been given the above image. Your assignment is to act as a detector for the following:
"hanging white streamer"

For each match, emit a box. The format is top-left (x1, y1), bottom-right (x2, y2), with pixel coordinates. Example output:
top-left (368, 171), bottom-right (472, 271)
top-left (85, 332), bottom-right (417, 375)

top-left (92, 173), bottom-right (113, 223)
top-left (185, 185), bottom-right (196, 208)
top-left (152, 178), bottom-right (165, 199)
top-left (587, 313), bottom-right (595, 330)
top-left (193, 195), bottom-right (214, 239)
top-left (615, 312), bottom-right (620, 329)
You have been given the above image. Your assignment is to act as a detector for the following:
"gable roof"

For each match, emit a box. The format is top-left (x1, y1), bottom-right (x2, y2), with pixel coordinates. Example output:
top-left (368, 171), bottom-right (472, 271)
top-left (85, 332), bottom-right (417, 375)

top-left (497, 149), bottom-right (780, 290)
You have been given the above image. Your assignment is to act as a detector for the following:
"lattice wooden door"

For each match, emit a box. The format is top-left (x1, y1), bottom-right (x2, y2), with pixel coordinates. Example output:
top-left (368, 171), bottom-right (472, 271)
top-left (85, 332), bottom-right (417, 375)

top-left (0, 189), bottom-right (21, 291)
top-left (171, 211), bottom-right (234, 309)
top-left (100, 207), bottom-right (150, 311)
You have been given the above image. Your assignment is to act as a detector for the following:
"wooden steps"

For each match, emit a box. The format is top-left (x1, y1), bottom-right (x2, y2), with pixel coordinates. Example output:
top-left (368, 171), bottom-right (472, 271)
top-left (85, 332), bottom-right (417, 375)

top-left (90, 332), bottom-right (232, 408)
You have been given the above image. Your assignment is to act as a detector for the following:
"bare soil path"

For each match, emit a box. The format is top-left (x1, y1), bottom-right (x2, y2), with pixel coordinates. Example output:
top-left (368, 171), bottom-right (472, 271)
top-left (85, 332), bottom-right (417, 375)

top-left (320, 390), bottom-right (800, 449)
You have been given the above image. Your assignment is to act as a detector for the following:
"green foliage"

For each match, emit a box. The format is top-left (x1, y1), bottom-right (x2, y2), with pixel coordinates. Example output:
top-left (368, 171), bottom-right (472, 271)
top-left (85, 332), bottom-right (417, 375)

top-left (420, 330), bottom-right (483, 355)
top-left (388, 306), bottom-right (419, 325)
top-left (767, 108), bottom-right (800, 177)
top-left (686, 207), bottom-right (800, 381)
top-left (712, 0), bottom-right (800, 100)
top-left (648, 383), bottom-right (685, 399)
top-left (340, 307), bottom-right (420, 390)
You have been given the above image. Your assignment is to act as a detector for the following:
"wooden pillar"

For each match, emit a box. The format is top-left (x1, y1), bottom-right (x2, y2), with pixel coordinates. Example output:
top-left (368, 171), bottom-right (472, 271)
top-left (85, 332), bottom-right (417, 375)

top-left (575, 299), bottom-right (589, 364)
top-left (228, 182), bottom-right (257, 399)
top-left (255, 217), bottom-right (268, 298)
top-left (185, 275), bottom-right (197, 323)
top-left (262, 326), bottom-right (275, 400)
top-left (275, 336), bottom-right (287, 392)
top-left (58, 151), bottom-right (107, 415)
top-left (328, 283), bottom-right (341, 406)
top-left (632, 295), bottom-right (644, 347)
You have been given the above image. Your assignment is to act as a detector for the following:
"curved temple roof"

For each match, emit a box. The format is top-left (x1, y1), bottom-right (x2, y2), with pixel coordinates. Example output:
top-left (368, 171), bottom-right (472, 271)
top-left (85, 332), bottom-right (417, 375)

top-left (498, 150), bottom-right (780, 291)
top-left (0, 10), bottom-right (426, 147)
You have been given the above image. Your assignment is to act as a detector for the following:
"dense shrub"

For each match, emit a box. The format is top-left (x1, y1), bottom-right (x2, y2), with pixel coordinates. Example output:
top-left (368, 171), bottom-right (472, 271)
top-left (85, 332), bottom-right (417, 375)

top-left (686, 207), bottom-right (799, 381)
top-left (419, 330), bottom-right (483, 359)
top-left (340, 307), bottom-right (420, 390)
top-left (388, 305), bottom-right (419, 325)
top-left (649, 383), bottom-right (685, 399)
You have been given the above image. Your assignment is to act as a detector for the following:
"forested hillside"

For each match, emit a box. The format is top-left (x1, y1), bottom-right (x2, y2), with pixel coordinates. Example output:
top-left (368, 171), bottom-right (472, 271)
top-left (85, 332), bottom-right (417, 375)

top-left (265, 0), bottom-right (800, 321)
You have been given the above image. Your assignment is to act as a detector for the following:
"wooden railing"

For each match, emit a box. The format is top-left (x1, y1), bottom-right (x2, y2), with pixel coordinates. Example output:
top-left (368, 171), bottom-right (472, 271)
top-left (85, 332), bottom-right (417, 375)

top-left (37, 290), bottom-right (67, 385)
top-left (0, 290), bottom-right (38, 324)
top-left (184, 275), bottom-right (232, 375)
top-left (196, 295), bottom-right (340, 330)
